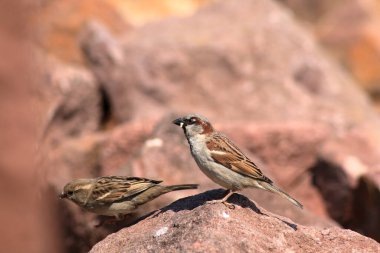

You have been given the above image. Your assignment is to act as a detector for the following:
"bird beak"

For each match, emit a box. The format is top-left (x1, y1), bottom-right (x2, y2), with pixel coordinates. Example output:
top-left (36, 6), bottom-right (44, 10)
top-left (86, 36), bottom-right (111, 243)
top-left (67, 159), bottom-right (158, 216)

top-left (173, 118), bottom-right (185, 128)
top-left (59, 192), bottom-right (67, 199)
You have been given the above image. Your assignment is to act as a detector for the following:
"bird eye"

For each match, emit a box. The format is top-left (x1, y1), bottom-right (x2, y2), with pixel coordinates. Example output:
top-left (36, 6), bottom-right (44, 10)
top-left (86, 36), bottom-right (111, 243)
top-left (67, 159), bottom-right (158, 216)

top-left (67, 190), bottom-right (74, 196)
top-left (190, 117), bottom-right (197, 123)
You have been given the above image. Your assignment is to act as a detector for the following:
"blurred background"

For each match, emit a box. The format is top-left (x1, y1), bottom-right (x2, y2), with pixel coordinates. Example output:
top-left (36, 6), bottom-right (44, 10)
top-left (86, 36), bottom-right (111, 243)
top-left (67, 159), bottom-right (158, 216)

top-left (1, 0), bottom-right (380, 252)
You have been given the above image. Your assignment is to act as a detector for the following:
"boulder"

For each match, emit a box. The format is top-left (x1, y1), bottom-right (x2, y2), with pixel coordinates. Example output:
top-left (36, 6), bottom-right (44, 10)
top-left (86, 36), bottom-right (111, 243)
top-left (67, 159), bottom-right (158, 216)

top-left (311, 124), bottom-right (380, 240)
top-left (37, 0), bottom-right (129, 64)
top-left (80, 0), bottom-right (376, 126)
top-left (40, 57), bottom-right (102, 143)
top-left (90, 190), bottom-right (380, 253)
top-left (278, 0), bottom-right (380, 111)
top-left (350, 173), bottom-right (380, 242)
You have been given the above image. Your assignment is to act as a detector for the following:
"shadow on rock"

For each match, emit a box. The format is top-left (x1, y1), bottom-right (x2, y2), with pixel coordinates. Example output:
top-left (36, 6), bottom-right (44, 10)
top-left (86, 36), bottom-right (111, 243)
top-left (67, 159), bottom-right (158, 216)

top-left (147, 189), bottom-right (298, 230)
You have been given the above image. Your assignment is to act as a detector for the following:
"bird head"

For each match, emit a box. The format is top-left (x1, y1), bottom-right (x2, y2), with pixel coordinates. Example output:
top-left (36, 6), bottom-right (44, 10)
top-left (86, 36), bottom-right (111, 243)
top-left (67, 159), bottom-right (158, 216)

top-left (173, 114), bottom-right (214, 138)
top-left (60, 179), bottom-right (93, 205)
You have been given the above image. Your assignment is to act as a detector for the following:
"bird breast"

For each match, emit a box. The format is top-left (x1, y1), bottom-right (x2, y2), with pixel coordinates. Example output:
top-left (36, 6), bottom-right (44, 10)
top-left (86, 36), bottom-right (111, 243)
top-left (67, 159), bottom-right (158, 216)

top-left (187, 135), bottom-right (253, 190)
top-left (188, 135), bottom-right (212, 165)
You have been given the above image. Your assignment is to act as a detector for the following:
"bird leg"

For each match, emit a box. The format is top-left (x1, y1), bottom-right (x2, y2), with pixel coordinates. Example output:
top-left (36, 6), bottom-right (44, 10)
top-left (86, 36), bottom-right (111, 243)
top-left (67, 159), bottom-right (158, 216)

top-left (207, 189), bottom-right (235, 209)
top-left (221, 190), bottom-right (235, 209)
top-left (95, 214), bottom-right (128, 227)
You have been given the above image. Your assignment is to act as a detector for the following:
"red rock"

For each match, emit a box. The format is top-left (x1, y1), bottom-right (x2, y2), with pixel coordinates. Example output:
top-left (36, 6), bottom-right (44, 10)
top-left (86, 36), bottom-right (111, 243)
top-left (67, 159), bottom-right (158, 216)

top-left (108, 0), bottom-right (213, 25)
top-left (40, 57), bottom-right (102, 143)
top-left (90, 191), bottom-right (380, 253)
top-left (310, 123), bottom-right (380, 240)
top-left (0, 2), bottom-right (62, 252)
top-left (80, 0), bottom-right (376, 126)
top-left (311, 125), bottom-right (380, 228)
top-left (44, 133), bottom-right (106, 191)
top-left (99, 120), bottom-right (157, 175)
top-left (79, 21), bottom-right (133, 123)
top-left (279, 0), bottom-right (380, 112)
top-left (36, 0), bottom-right (129, 64)
top-left (350, 172), bottom-right (380, 242)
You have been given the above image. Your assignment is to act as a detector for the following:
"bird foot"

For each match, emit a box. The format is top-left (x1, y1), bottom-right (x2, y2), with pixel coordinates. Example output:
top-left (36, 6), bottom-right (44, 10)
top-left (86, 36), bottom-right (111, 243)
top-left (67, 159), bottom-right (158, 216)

top-left (206, 200), bottom-right (235, 209)
top-left (223, 201), bottom-right (235, 209)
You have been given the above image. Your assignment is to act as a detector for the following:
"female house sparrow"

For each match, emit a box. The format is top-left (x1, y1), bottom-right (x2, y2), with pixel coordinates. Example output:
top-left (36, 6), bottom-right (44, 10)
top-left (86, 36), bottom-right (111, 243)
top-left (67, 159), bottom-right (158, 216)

top-left (60, 176), bottom-right (198, 219)
top-left (173, 114), bottom-right (303, 209)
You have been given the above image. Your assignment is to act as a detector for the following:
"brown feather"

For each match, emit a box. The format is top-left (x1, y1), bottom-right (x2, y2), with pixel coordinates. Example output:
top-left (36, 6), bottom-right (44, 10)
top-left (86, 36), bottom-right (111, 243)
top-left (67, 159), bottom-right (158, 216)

top-left (207, 133), bottom-right (272, 184)
top-left (90, 176), bottom-right (162, 203)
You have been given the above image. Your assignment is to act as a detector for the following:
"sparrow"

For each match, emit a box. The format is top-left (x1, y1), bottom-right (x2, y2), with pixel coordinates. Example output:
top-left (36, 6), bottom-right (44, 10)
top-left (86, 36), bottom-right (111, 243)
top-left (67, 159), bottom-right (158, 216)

top-left (60, 176), bottom-right (198, 220)
top-left (173, 114), bottom-right (303, 209)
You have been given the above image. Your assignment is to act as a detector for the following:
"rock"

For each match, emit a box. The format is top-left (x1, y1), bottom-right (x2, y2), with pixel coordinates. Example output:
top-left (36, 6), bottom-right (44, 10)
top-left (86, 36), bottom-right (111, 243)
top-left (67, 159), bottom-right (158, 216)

top-left (108, 0), bottom-right (214, 25)
top-left (37, 0), bottom-right (129, 64)
top-left (317, 0), bottom-right (380, 93)
top-left (99, 120), bottom-right (157, 175)
top-left (36, 0), bottom-right (214, 63)
top-left (44, 133), bottom-right (107, 191)
top-left (277, 0), bottom-right (346, 22)
top-left (40, 57), bottom-right (102, 143)
top-left (90, 190), bottom-right (380, 253)
top-left (79, 21), bottom-right (131, 123)
top-left (350, 173), bottom-right (380, 242)
top-left (310, 123), bottom-right (380, 240)
top-left (278, 0), bottom-right (380, 112)
top-left (80, 0), bottom-right (376, 126)
top-left (310, 159), bottom-right (353, 225)
top-left (0, 1), bottom-right (62, 252)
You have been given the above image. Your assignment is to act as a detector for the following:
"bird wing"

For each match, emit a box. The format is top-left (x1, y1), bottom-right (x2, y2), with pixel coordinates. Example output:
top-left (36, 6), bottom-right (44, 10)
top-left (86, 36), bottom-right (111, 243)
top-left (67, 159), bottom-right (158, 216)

top-left (207, 133), bottom-right (272, 184)
top-left (90, 176), bottom-right (162, 203)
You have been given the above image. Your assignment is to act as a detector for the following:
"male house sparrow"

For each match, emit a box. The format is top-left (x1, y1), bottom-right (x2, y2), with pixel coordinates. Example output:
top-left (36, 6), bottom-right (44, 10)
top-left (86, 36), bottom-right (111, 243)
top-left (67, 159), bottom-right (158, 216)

top-left (60, 176), bottom-right (198, 219)
top-left (173, 114), bottom-right (302, 209)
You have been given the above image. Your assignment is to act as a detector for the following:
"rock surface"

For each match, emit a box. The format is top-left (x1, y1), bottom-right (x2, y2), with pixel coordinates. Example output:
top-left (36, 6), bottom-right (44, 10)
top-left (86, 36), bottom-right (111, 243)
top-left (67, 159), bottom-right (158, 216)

top-left (310, 123), bottom-right (380, 238)
top-left (350, 173), bottom-right (380, 242)
top-left (80, 0), bottom-right (375, 126)
top-left (39, 57), bottom-right (102, 143)
top-left (0, 2), bottom-right (62, 253)
top-left (279, 0), bottom-right (380, 111)
top-left (90, 190), bottom-right (380, 253)
top-left (36, 0), bottom-right (380, 111)
top-left (37, 0), bottom-right (129, 64)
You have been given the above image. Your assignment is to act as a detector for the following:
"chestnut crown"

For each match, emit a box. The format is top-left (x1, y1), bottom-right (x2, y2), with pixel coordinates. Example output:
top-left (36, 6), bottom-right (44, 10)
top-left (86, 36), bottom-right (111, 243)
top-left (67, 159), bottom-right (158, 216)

top-left (173, 114), bottom-right (214, 137)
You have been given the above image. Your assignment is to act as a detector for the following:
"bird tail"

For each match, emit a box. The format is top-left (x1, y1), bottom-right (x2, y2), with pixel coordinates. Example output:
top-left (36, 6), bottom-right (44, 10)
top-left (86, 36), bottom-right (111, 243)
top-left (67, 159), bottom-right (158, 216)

top-left (129, 184), bottom-right (198, 206)
top-left (165, 184), bottom-right (198, 192)
top-left (259, 181), bottom-right (303, 209)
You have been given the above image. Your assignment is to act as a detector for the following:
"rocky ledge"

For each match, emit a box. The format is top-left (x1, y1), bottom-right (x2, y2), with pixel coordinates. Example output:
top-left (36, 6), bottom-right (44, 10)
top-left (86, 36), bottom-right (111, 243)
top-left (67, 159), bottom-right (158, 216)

top-left (90, 190), bottom-right (380, 253)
